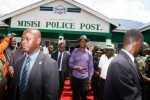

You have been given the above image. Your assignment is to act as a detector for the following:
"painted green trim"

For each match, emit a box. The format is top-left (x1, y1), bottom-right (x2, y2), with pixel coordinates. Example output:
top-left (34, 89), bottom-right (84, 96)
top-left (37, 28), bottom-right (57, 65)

top-left (142, 30), bottom-right (150, 43)
top-left (0, 27), bottom-right (9, 35)
top-left (112, 31), bottom-right (124, 43)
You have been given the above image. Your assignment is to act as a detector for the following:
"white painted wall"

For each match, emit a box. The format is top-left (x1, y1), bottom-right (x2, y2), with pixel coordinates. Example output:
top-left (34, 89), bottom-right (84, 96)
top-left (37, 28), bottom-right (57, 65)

top-left (11, 0), bottom-right (110, 33)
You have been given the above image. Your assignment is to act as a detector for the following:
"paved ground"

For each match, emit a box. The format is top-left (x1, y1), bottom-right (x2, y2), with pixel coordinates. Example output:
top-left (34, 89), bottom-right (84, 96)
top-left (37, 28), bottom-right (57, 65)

top-left (61, 79), bottom-right (93, 100)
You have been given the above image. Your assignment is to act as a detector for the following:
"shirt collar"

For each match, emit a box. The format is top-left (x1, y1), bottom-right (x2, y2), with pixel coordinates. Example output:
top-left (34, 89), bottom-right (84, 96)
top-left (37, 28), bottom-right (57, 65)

top-left (122, 49), bottom-right (134, 63)
top-left (58, 51), bottom-right (64, 55)
top-left (26, 50), bottom-right (40, 61)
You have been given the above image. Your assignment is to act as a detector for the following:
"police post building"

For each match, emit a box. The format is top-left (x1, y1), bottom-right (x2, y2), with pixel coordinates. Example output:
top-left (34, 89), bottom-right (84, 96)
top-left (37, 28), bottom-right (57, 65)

top-left (0, 0), bottom-right (117, 48)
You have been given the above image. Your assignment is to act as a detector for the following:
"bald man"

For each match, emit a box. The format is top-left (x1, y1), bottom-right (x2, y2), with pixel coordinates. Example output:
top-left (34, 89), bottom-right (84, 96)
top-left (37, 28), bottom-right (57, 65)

top-left (104, 29), bottom-right (144, 100)
top-left (12, 28), bottom-right (59, 100)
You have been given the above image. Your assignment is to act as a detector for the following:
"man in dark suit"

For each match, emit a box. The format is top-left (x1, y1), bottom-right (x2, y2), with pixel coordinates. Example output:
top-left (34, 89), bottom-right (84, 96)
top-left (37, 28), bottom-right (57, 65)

top-left (11, 28), bottom-right (59, 100)
top-left (104, 29), bottom-right (144, 100)
top-left (52, 41), bottom-right (70, 99)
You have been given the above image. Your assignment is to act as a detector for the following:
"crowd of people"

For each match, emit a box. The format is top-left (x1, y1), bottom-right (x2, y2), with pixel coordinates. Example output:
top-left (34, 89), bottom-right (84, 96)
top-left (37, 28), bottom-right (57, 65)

top-left (0, 28), bottom-right (149, 100)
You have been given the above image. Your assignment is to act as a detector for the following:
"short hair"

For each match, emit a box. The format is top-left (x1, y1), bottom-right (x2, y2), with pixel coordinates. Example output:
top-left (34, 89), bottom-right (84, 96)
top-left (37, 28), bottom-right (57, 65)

top-left (123, 29), bottom-right (143, 45)
top-left (58, 40), bottom-right (66, 47)
top-left (23, 28), bottom-right (41, 38)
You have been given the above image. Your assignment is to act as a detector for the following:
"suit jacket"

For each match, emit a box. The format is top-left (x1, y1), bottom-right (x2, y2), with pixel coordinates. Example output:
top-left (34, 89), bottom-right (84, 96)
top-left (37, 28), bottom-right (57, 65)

top-left (104, 50), bottom-right (143, 100)
top-left (13, 51), bottom-right (59, 100)
top-left (51, 51), bottom-right (70, 73)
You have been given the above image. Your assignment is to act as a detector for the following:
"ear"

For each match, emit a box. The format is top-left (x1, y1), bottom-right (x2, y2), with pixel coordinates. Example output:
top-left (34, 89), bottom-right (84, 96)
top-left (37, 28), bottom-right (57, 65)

top-left (37, 38), bottom-right (41, 45)
top-left (131, 40), bottom-right (137, 46)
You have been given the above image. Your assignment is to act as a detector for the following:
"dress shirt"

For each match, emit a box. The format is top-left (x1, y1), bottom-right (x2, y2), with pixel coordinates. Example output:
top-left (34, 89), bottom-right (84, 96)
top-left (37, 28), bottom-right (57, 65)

top-left (69, 48), bottom-right (94, 80)
top-left (20, 50), bottom-right (40, 87)
top-left (98, 54), bottom-right (114, 79)
top-left (58, 51), bottom-right (64, 71)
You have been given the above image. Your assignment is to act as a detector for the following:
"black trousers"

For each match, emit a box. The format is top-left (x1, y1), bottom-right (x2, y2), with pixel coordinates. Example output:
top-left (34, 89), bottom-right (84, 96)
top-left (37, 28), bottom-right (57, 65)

top-left (71, 77), bottom-right (88, 100)
top-left (91, 74), bottom-right (101, 100)
top-left (143, 83), bottom-right (150, 100)
top-left (58, 71), bottom-right (65, 99)
top-left (0, 84), bottom-right (6, 100)
top-left (0, 80), bottom-right (8, 100)
top-left (99, 78), bottom-right (105, 100)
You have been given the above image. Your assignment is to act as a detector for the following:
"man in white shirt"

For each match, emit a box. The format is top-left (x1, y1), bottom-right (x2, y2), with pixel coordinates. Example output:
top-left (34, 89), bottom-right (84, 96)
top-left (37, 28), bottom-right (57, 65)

top-left (42, 41), bottom-right (50, 54)
top-left (48, 45), bottom-right (54, 58)
top-left (98, 45), bottom-right (115, 100)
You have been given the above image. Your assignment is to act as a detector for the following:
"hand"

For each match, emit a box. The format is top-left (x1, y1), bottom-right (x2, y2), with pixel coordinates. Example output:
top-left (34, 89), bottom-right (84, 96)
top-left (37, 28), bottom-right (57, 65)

top-left (74, 66), bottom-right (82, 70)
top-left (88, 80), bottom-right (91, 90)
top-left (74, 66), bottom-right (85, 73)
top-left (7, 33), bottom-right (16, 38)
top-left (95, 71), bottom-right (100, 75)
top-left (9, 66), bottom-right (14, 76)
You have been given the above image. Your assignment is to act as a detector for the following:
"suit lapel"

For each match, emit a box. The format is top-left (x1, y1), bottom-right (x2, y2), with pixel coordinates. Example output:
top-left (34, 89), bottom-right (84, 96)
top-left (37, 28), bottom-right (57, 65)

top-left (61, 52), bottom-right (66, 70)
top-left (120, 51), bottom-right (142, 82)
top-left (54, 51), bottom-right (58, 61)
top-left (16, 55), bottom-right (26, 84)
top-left (62, 51), bottom-right (66, 62)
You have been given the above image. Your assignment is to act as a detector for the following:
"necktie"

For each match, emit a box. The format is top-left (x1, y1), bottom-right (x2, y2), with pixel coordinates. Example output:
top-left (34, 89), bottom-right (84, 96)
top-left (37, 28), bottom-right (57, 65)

top-left (57, 53), bottom-right (62, 69)
top-left (20, 56), bottom-right (30, 92)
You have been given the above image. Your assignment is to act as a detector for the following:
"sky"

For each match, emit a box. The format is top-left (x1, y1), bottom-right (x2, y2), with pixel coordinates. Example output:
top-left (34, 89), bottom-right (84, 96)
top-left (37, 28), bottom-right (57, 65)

top-left (0, 0), bottom-right (150, 23)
